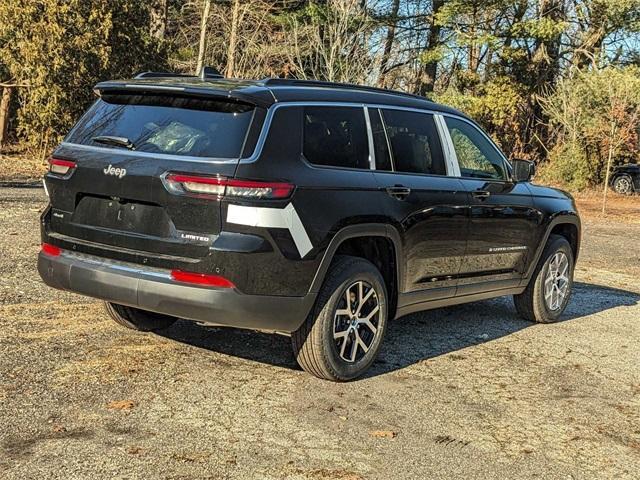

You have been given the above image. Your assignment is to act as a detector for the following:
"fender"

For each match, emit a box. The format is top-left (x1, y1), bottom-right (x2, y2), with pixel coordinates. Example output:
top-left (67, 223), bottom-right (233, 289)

top-left (521, 212), bottom-right (581, 286)
top-left (307, 223), bottom-right (404, 294)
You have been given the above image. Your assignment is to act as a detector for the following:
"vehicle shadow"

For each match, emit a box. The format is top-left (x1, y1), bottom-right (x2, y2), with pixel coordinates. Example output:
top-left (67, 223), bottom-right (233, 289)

top-left (156, 281), bottom-right (640, 378)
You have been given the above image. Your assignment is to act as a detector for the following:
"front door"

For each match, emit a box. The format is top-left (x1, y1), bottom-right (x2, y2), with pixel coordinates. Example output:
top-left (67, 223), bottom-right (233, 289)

top-left (442, 116), bottom-right (539, 293)
top-left (369, 107), bottom-right (468, 303)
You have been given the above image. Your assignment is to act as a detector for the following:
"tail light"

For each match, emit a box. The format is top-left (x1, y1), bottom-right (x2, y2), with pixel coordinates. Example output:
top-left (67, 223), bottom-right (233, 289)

top-left (48, 158), bottom-right (76, 176)
top-left (41, 243), bottom-right (62, 257)
top-left (171, 270), bottom-right (235, 288)
top-left (163, 173), bottom-right (294, 200)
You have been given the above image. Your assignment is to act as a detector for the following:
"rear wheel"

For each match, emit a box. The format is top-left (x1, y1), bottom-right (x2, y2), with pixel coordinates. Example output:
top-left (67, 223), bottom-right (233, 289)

top-left (513, 235), bottom-right (574, 323)
top-left (292, 256), bottom-right (388, 381)
top-left (104, 302), bottom-right (178, 332)
top-left (613, 175), bottom-right (634, 195)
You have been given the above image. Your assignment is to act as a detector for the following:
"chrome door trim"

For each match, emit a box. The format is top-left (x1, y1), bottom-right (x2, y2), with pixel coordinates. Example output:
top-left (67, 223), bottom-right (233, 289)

top-left (434, 114), bottom-right (461, 177)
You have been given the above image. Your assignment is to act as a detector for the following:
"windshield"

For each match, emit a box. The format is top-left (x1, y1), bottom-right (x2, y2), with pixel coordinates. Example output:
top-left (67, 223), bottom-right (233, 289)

top-left (66, 94), bottom-right (255, 159)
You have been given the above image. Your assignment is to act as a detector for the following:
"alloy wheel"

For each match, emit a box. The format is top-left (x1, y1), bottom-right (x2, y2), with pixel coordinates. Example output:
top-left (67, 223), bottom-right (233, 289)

top-left (614, 176), bottom-right (633, 194)
top-left (333, 281), bottom-right (380, 363)
top-left (544, 251), bottom-right (570, 311)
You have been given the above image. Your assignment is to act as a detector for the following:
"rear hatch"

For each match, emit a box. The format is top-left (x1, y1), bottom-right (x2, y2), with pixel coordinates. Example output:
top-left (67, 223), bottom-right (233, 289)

top-left (44, 90), bottom-right (260, 262)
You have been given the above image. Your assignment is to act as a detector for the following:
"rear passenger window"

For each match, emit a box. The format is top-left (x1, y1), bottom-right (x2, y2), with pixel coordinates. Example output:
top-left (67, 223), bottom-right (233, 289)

top-left (303, 107), bottom-right (370, 169)
top-left (379, 109), bottom-right (446, 175)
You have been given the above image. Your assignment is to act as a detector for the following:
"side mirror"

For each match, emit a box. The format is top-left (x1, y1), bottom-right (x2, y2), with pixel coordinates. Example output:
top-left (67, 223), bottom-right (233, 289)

top-left (511, 159), bottom-right (535, 182)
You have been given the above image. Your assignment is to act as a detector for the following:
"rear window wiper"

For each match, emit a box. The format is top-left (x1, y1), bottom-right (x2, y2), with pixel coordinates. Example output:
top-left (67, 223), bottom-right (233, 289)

top-left (91, 135), bottom-right (136, 150)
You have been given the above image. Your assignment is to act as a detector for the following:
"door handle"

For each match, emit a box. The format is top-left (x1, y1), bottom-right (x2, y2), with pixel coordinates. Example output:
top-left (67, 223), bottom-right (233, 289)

top-left (471, 190), bottom-right (491, 200)
top-left (385, 186), bottom-right (411, 200)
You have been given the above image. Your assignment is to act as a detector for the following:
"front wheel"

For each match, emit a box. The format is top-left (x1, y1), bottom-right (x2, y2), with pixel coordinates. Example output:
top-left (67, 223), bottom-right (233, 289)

top-left (613, 175), bottom-right (634, 195)
top-left (292, 256), bottom-right (388, 381)
top-left (513, 235), bottom-right (574, 323)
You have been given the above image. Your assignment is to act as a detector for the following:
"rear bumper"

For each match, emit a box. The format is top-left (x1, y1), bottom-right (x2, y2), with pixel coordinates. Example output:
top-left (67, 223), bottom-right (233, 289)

top-left (37, 251), bottom-right (315, 333)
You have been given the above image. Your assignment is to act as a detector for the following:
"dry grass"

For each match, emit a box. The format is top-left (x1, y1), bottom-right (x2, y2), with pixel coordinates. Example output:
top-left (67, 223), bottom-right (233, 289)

top-left (574, 190), bottom-right (640, 224)
top-left (0, 147), bottom-right (48, 182)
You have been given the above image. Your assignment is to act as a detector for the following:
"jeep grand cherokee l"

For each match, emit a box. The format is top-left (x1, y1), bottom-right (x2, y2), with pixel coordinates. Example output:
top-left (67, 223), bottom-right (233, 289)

top-left (38, 70), bottom-right (581, 381)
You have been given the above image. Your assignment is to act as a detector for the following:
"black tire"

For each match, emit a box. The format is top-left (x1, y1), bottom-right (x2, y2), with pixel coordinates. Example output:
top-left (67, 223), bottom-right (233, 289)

top-left (291, 256), bottom-right (388, 381)
top-left (513, 235), bottom-right (574, 323)
top-left (612, 175), bottom-right (634, 195)
top-left (104, 302), bottom-right (178, 332)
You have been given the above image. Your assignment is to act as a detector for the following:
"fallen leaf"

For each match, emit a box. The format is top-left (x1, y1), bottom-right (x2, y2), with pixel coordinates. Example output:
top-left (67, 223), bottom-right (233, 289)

top-left (370, 430), bottom-right (397, 439)
top-left (106, 400), bottom-right (135, 410)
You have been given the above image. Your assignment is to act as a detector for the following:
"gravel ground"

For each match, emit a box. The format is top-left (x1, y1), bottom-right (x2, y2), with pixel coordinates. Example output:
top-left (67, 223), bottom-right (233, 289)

top-left (1, 187), bottom-right (639, 479)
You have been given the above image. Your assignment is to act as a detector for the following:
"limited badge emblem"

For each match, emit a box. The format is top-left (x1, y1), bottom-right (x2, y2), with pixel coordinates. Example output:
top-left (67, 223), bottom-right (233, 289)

top-left (103, 164), bottom-right (127, 179)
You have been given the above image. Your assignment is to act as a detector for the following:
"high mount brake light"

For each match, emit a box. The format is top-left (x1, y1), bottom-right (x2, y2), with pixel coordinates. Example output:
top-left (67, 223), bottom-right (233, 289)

top-left (41, 243), bottom-right (62, 257)
top-left (48, 158), bottom-right (77, 176)
top-left (163, 173), bottom-right (294, 199)
top-left (170, 270), bottom-right (236, 288)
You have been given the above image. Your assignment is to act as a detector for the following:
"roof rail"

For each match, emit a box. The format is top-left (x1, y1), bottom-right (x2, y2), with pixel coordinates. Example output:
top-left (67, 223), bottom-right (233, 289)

top-left (135, 71), bottom-right (193, 79)
top-left (260, 77), bottom-right (428, 101)
top-left (134, 66), bottom-right (224, 80)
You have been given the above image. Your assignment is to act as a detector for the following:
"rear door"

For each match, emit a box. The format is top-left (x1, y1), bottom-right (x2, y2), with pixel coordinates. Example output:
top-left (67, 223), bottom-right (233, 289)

top-left (370, 107), bottom-right (468, 302)
top-left (45, 92), bottom-right (260, 261)
top-left (441, 115), bottom-right (539, 293)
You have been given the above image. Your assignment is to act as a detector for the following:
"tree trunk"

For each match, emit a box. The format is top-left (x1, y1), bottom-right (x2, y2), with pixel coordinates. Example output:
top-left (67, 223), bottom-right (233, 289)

top-left (225, 0), bottom-right (241, 78)
top-left (377, 0), bottom-right (400, 88)
top-left (150, 0), bottom-right (168, 40)
top-left (0, 87), bottom-right (12, 150)
top-left (602, 122), bottom-right (617, 214)
top-left (529, 0), bottom-right (565, 158)
top-left (417, 0), bottom-right (444, 96)
top-left (196, 0), bottom-right (212, 74)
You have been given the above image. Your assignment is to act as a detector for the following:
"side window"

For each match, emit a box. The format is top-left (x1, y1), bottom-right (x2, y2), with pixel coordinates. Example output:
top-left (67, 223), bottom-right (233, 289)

top-left (444, 117), bottom-right (506, 180)
top-left (380, 109), bottom-right (446, 175)
top-left (303, 106), bottom-right (369, 169)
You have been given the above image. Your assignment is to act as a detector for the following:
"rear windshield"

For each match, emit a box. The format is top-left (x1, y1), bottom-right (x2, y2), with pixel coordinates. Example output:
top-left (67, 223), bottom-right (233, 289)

top-left (66, 94), bottom-right (255, 159)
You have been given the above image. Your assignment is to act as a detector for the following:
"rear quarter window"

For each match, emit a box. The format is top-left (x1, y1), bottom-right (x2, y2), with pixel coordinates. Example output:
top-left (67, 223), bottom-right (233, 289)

top-left (303, 106), bottom-right (369, 170)
top-left (66, 94), bottom-right (255, 159)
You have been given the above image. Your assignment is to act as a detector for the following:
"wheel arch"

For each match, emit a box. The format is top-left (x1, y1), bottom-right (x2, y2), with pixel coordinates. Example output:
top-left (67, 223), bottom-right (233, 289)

top-left (524, 214), bottom-right (581, 282)
top-left (612, 173), bottom-right (636, 192)
top-left (308, 224), bottom-right (404, 319)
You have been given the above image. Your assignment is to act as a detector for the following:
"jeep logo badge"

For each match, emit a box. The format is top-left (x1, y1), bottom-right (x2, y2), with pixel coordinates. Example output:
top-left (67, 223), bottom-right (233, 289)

top-left (103, 164), bottom-right (127, 179)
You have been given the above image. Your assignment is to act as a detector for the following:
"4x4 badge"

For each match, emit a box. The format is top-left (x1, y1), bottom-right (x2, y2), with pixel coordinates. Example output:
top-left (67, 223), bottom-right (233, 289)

top-left (103, 164), bottom-right (127, 179)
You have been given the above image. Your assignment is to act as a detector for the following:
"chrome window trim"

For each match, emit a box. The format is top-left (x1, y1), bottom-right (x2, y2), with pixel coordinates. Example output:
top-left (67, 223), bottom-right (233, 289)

top-left (434, 114), bottom-right (461, 177)
top-left (61, 99), bottom-right (510, 175)
top-left (363, 106), bottom-right (376, 170)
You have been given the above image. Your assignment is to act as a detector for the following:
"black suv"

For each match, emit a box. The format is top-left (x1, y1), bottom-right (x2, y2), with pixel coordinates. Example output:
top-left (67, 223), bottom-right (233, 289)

top-left (38, 71), bottom-right (581, 381)
top-left (610, 163), bottom-right (639, 194)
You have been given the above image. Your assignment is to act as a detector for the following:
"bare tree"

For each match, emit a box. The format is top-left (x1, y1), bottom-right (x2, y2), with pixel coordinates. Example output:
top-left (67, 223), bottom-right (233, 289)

top-left (225, 0), bottom-right (241, 77)
top-left (378, 0), bottom-right (400, 87)
top-left (0, 86), bottom-right (13, 149)
top-left (598, 75), bottom-right (640, 213)
top-left (196, 0), bottom-right (212, 74)
top-left (286, 0), bottom-right (375, 83)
